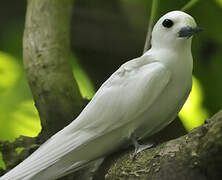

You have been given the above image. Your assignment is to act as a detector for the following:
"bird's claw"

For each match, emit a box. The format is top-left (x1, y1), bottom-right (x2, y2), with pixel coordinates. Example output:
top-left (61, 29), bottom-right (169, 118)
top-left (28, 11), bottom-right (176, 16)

top-left (131, 135), bottom-right (154, 160)
top-left (132, 142), bottom-right (153, 160)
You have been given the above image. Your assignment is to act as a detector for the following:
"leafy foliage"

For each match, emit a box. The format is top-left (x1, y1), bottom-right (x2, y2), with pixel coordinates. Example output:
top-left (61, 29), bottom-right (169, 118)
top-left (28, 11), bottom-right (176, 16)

top-left (179, 76), bottom-right (209, 131)
top-left (0, 52), bottom-right (41, 142)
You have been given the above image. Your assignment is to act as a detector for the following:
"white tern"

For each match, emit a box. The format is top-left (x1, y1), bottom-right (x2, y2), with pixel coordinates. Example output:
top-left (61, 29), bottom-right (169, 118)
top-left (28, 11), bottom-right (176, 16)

top-left (1, 10), bottom-right (202, 180)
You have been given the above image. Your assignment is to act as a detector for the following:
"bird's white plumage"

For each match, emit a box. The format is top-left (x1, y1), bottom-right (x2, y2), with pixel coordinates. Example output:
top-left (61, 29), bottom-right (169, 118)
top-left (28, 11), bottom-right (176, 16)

top-left (1, 10), bottom-right (198, 180)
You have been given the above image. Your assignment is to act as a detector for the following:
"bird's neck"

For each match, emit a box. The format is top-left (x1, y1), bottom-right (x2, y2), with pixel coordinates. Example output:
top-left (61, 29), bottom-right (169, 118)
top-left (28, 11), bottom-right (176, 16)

top-left (146, 43), bottom-right (193, 75)
top-left (151, 38), bottom-right (192, 53)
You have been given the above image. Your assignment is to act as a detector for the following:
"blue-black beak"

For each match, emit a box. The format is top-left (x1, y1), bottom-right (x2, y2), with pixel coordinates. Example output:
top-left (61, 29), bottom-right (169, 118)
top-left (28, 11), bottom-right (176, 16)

top-left (178, 26), bottom-right (203, 38)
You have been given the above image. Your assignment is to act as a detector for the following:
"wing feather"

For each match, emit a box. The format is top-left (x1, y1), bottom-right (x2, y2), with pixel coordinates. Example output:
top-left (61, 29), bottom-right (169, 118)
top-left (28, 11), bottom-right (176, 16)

top-left (75, 58), bottom-right (171, 134)
top-left (0, 56), bottom-right (172, 180)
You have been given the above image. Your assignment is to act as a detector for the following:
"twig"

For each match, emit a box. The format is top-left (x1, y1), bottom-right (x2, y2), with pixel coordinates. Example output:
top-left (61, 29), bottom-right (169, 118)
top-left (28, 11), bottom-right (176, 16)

top-left (181, 0), bottom-right (200, 11)
top-left (143, 0), bottom-right (159, 54)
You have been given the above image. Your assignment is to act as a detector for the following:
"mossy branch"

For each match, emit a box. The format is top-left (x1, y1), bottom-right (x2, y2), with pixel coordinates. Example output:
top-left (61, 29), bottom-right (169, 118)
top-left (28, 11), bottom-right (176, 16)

top-left (143, 0), bottom-right (159, 53)
top-left (94, 110), bottom-right (222, 179)
top-left (0, 137), bottom-right (39, 176)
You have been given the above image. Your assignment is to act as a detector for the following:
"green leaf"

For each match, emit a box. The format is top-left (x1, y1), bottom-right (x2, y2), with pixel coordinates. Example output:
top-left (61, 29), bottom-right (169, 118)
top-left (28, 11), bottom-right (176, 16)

top-left (10, 100), bottom-right (41, 139)
top-left (0, 52), bottom-right (41, 142)
top-left (0, 152), bottom-right (6, 170)
top-left (0, 52), bottom-right (20, 91)
top-left (179, 76), bottom-right (209, 131)
top-left (215, 0), bottom-right (222, 7)
top-left (181, 0), bottom-right (201, 11)
top-left (15, 147), bottom-right (25, 155)
top-left (71, 54), bottom-right (95, 99)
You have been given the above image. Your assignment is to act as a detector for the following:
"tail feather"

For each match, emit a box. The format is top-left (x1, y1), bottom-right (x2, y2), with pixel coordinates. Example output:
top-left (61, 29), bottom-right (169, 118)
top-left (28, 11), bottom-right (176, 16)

top-left (32, 158), bottom-right (104, 180)
top-left (0, 127), bottom-right (98, 180)
top-left (0, 114), bottom-right (125, 180)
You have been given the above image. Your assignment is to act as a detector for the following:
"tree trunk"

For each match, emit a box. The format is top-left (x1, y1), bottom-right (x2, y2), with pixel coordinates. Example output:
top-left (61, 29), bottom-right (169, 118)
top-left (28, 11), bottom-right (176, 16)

top-left (1, 0), bottom-right (84, 176)
top-left (23, 0), bottom-right (84, 138)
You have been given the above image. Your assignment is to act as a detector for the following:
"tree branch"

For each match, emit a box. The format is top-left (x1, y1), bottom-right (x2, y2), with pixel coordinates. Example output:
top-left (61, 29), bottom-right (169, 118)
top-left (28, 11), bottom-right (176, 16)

top-left (0, 137), bottom-right (40, 176)
top-left (94, 110), bottom-right (222, 180)
top-left (23, 0), bottom-right (84, 138)
top-left (143, 0), bottom-right (159, 53)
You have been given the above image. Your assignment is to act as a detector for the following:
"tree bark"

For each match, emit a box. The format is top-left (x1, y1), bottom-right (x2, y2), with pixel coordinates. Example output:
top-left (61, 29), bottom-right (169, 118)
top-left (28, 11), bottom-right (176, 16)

top-left (0, 137), bottom-right (39, 175)
top-left (94, 110), bottom-right (222, 180)
top-left (23, 0), bottom-right (83, 138)
top-left (0, 0), bottom-right (85, 175)
top-left (1, 111), bottom-right (222, 179)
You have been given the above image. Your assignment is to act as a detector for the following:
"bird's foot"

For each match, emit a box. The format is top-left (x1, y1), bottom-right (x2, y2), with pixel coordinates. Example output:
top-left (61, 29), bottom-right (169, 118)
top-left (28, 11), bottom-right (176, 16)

top-left (131, 136), bottom-right (154, 160)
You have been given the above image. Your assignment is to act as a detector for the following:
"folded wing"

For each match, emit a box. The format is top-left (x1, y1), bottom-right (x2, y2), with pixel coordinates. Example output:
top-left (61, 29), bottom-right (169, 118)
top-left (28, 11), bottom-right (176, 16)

top-left (1, 57), bottom-right (172, 180)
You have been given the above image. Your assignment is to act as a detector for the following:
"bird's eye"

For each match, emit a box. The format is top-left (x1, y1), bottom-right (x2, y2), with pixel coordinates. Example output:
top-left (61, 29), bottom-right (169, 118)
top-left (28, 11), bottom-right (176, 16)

top-left (162, 19), bottom-right (174, 28)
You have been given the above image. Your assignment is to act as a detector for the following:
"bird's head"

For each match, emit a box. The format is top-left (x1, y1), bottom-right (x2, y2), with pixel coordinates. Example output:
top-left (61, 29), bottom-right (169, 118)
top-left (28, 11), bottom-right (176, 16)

top-left (151, 11), bottom-right (202, 49)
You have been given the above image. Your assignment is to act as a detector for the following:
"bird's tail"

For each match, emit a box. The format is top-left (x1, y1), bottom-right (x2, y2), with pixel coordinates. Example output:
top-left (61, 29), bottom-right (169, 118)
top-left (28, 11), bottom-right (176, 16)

top-left (0, 123), bottom-right (104, 180)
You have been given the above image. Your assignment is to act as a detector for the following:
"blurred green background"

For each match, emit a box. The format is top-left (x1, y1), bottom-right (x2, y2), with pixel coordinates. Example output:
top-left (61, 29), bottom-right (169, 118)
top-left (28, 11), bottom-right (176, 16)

top-left (0, 0), bottom-right (221, 169)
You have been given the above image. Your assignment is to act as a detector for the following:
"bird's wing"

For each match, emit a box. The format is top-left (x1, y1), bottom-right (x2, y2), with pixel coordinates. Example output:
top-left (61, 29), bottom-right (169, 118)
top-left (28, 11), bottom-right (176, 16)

top-left (74, 56), bottom-right (172, 136)
top-left (0, 56), bottom-right (172, 180)
top-left (45, 57), bottom-right (173, 177)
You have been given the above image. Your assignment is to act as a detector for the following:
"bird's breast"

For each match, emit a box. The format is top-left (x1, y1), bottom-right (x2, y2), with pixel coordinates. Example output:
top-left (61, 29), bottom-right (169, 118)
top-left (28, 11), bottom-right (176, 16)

top-left (133, 54), bottom-right (192, 139)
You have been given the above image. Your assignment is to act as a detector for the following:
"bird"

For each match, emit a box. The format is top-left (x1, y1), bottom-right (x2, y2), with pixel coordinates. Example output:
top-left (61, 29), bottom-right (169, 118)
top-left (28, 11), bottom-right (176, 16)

top-left (0, 10), bottom-right (202, 180)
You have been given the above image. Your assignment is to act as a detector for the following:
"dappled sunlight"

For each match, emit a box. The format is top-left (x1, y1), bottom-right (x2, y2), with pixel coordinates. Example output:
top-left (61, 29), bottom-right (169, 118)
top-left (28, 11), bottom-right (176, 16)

top-left (0, 52), bottom-right (20, 91)
top-left (0, 52), bottom-right (41, 142)
top-left (179, 76), bottom-right (209, 131)
top-left (215, 0), bottom-right (222, 7)
top-left (11, 100), bottom-right (41, 139)
top-left (71, 54), bottom-right (95, 99)
top-left (0, 152), bottom-right (6, 170)
top-left (15, 147), bottom-right (25, 155)
top-left (0, 51), bottom-right (95, 143)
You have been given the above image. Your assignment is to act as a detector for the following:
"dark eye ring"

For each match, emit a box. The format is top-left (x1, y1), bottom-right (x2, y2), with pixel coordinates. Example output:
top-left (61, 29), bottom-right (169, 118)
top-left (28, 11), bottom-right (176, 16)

top-left (162, 19), bottom-right (174, 28)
